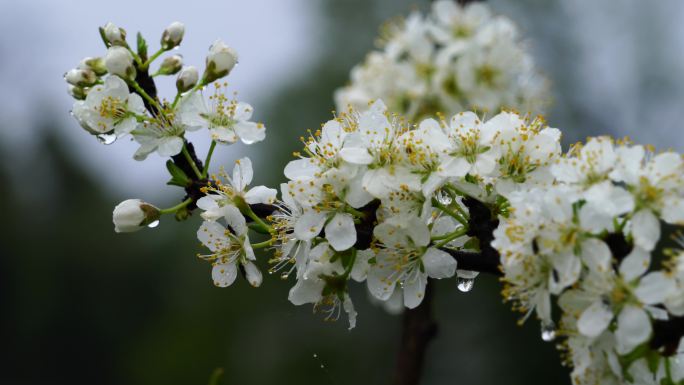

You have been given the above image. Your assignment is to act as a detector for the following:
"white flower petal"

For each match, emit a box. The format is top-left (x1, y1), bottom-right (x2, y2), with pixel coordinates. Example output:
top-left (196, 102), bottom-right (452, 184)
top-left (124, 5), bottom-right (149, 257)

top-left (577, 300), bottom-right (614, 338)
top-left (438, 156), bottom-right (470, 178)
top-left (284, 158), bottom-right (321, 180)
top-left (288, 277), bottom-right (324, 305)
top-left (339, 147), bottom-right (374, 165)
top-left (631, 209), bottom-right (660, 252)
top-left (351, 249), bottom-right (372, 282)
top-left (233, 102), bottom-right (254, 121)
top-left (235, 121), bottom-right (266, 145)
top-left (581, 238), bottom-right (612, 274)
top-left (343, 294), bottom-right (357, 330)
top-left (212, 262), bottom-right (237, 288)
top-left (615, 306), bottom-right (652, 355)
top-left (232, 157), bottom-right (253, 192)
top-left (294, 211), bottom-right (327, 240)
top-left (422, 248), bottom-right (457, 279)
top-left (325, 212), bottom-right (357, 251)
top-left (197, 221), bottom-right (228, 252)
top-left (403, 273), bottom-right (428, 309)
top-left (223, 205), bottom-right (247, 236)
top-left (243, 261), bottom-right (262, 287)
top-left (157, 136), bottom-right (184, 157)
top-left (619, 246), bottom-right (651, 282)
top-left (367, 255), bottom-right (398, 301)
top-left (244, 185), bottom-right (278, 205)
top-left (635, 271), bottom-right (677, 305)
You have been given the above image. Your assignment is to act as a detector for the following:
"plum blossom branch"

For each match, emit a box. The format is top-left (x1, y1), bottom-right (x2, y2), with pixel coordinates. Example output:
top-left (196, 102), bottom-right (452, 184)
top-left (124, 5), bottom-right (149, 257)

top-left (65, 5), bottom-right (684, 385)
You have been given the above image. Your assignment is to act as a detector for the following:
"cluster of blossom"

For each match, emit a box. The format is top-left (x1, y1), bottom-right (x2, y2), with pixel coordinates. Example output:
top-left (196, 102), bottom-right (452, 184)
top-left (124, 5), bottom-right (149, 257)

top-left (65, 22), bottom-right (265, 157)
top-left (67, 20), bottom-right (684, 385)
top-left (220, 99), bottom-right (561, 328)
top-left (65, 22), bottom-right (267, 235)
top-left (334, 1), bottom-right (548, 122)
top-left (493, 137), bottom-right (684, 384)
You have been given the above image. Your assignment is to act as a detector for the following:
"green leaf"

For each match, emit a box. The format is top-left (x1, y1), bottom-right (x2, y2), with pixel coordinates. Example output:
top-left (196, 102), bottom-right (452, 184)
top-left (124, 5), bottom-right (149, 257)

top-left (166, 160), bottom-right (190, 187)
top-left (136, 32), bottom-right (148, 60)
top-left (463, 237), bottom-right (480, 251)
top-left (98, 26), bottom-right (110, 48)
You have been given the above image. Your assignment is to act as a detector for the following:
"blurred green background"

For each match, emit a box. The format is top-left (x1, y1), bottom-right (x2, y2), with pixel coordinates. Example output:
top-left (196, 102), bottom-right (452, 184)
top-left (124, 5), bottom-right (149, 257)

top-left (2, 0), bottom-right (684, 384)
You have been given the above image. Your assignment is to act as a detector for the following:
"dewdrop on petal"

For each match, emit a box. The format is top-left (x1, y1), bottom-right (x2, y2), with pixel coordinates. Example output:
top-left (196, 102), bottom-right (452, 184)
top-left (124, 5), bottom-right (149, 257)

top-left (176, 66), bottom-right (198, 93)
top-left (104, 46), bottom-right (136, 80)
top-left (158, 54), bottom-right (183, 75)
top-left (112, 199), bottom-right (161, 233)
top-left (161, 21), bottom-right (185, 50)
top-left (203, 39), bottom-right (238, 83)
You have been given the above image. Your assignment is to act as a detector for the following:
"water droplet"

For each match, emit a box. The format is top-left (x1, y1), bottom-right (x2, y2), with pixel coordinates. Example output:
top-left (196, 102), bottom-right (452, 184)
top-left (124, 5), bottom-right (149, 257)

top-left (457, 277), bottom-right (474, 292)
top-left (437, 192), bottom-right (452, 205)
top-left (320, 365), bottom-right (325, 369)
top-left (541, 322), bottom-right (556, 342)
top-left (147, 220), bottom-right (160, 228)
top-left (312, 353), bottom-right (317, 358)
top-left (97, 133), bottom-right (116, 145)
top-left (280, 272), bottom-right (289, 280)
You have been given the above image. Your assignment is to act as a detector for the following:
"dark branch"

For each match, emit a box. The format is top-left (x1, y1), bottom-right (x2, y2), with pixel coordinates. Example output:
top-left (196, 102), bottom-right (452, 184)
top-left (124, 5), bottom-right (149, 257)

top-left (651, 315), bottom-right (684, 356)
top-left (441, 249), bottom-right (501, 275)
top-left (391, 285), bottom-right (437, 385)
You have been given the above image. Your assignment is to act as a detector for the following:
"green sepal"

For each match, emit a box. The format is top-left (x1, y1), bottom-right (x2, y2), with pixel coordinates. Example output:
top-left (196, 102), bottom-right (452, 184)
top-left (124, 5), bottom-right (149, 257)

top-left (137, 32), bottom-right (148, 60)
top-left (98, 26), bottom-right (110, 48)
top-left (166, 160), bottom-right (190, 187)
top-left (175, 206), bottom-right (191, 221)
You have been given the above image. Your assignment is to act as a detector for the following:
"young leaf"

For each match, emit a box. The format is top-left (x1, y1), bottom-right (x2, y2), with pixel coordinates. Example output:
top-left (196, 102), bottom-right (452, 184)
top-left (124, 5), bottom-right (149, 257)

top-left (137, 32), bottom-right (148, 60)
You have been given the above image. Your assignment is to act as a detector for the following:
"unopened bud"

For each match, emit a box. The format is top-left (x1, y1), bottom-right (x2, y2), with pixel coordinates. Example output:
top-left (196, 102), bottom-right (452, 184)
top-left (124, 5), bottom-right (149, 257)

top-left (104, 46), bottom-right (136, 80)
top-left (64, 68), bottom-right (98, 87)
top-left (158, 54), bottom-right (183, 76)
top-left (112, 199), bottom-right (161, 233)
top-left (176, 66), bottom-right (199, 93)
top-left (203, 39), bottom-right (238, 83)
top-left (161, 21), bottom-right (185, 50)
top-left (102, 22), bottom-right (128, 46)
top-left (78, 57), bottom-right (107, 76)
top-left (67, 85), bottom-right (88, 100)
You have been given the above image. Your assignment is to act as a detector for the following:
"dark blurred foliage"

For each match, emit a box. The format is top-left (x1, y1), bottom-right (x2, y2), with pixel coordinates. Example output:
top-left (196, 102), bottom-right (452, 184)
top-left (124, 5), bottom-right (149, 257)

top-left (1, 1), bottom-right (572, 384)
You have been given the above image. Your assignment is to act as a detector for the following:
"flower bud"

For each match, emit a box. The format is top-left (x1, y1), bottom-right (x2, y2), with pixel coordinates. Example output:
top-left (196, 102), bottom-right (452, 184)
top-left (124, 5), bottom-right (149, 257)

top-left (203, 39), bottom-right (238, 83)
top-left (78, 56), bottom-right (107, 76)
top-left (102, 22), bottom-right (127, 46)
top-left (104, 46), bottom-right (136, 80)
top-left (157, 54), bottom-right (183, 76)
top-left (64, 68), bottom-right (98, 87)
top-left (161, 21), bottom-right (185, 50)
top-left (176, 65), bottom-right (199, 93)
top-left (112, 199), bottom-right (160, 233)
top-left (67, 85), bottom-right (87, 100)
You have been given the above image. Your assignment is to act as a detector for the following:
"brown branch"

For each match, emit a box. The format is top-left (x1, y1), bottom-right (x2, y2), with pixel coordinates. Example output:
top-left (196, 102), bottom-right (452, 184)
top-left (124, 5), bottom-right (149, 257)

top-left (441, 248), bottom-right (501, 275)
top-left (391, 284), bottom-right (437, 385)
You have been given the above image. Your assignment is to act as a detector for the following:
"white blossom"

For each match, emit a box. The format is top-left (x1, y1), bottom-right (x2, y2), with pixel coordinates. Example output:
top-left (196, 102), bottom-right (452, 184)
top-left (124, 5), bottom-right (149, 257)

top-left (72, 75), bottom-right (145, 137)
top-left (112, 199), bottom-right (160, 233)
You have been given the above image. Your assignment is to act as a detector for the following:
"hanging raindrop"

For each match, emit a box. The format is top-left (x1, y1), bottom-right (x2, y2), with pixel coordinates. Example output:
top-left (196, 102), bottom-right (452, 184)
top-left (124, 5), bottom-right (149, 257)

top-left (541, 322), bottom-right (556, 342)
top-left (96, 133), bottom-right (117, 145)
top-left (280, 272), bottom-right (290, 280)
top-left (437, 191), bottom-right (453, 205)
top-left (147, 220), bottom-right (160, 228)
top-left (457, 277), bottom-right (474, 292)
